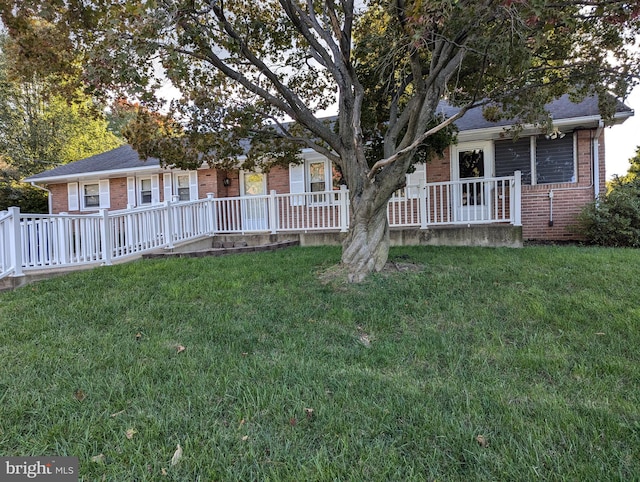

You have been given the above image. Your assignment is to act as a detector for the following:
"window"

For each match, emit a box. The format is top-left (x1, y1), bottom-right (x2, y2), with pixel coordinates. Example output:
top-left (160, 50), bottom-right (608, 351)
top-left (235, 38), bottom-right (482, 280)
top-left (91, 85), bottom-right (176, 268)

top-left (494, 132), bottom-right (575, 185)
top-left (495, 137), bottom-right (532, 184)
top-left (289, 157), bottom-right (333, 206)
top-left (176, 174), bottom-right (190, 201)
top-left (535, 134), bottom-right (575, 184)
top-left (71, 180), bottom-right (109, 211)
top-left (139, 178), bottom-right (152, 204)
top-left (83, 183), bottom-right (100, 208)
top-left (309, 161), bottom-right (326, 192)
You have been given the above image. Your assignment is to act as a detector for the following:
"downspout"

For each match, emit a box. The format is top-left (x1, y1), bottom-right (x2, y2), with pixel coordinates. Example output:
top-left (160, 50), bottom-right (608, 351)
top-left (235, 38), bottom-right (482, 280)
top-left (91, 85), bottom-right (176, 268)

top-left (548, 125), bottom-right (601, 226)
top-left (30, 182), bottom-right (53, 214)
top-left (592, 120), bottom-right (604, 199)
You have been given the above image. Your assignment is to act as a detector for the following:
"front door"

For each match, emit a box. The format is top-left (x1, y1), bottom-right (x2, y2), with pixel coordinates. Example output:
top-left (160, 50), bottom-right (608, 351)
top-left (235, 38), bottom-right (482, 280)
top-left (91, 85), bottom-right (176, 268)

top-left (240, 171), bottom-right (268, 230)
top-left (452, 142), bottom-right (492, 222)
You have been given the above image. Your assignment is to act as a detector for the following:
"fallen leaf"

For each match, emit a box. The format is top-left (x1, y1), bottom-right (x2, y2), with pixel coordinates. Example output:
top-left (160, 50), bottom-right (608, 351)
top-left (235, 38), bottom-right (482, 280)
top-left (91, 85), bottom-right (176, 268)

top-left (476, 435), bottom-right (488, 448)
top-left (171, 444), bottom-right (182, 466)
top-left (241, 435), bottom-right (249, 441)
top-left (161, 468), bottom-right (168, 476)
top-left (110, 409), bottom-right (126, 418)
top-left (239, 418), bottom-right (246, 426)
top-left (595, 332), bottom-right (605, 336)
top-left (91, 454), bottom-right (105, 464)
top-left (356, 325), bottom-right (372, 347)
top-left (74, 389), bottom-right (86, 402)
top-left (125, 428), bottom-right (137, 439)
top-left (135, 332), bottom-right (142, 341)
top-left (289, 417), bottom-right (297, 426)
top-left (176, 345), bottom-right (186, 353)
top-left (304, 408), bottom-right (314, 419)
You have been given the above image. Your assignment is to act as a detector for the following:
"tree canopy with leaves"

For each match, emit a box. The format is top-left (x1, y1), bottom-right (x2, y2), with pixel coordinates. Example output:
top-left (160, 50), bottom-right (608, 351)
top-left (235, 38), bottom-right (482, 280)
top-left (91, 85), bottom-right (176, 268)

top-left (0, 33), bottom-right (123, 212)
top-left (2, 0), bottom-right (638, 279)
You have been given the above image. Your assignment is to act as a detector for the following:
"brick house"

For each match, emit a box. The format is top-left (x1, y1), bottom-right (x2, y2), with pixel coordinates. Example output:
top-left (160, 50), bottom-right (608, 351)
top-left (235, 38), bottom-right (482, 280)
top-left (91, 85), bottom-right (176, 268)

top-left (24, 95), bottom-right (633, 242)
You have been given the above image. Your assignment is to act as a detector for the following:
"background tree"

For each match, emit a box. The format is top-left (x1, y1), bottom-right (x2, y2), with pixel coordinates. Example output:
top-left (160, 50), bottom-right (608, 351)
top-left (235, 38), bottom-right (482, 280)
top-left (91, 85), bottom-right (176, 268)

top-left (2, 1), bottom-right (638, 278)
top-left (618, 146), bottom-right (640, 184)
top-left (0, 32), bottom-right (122, 212)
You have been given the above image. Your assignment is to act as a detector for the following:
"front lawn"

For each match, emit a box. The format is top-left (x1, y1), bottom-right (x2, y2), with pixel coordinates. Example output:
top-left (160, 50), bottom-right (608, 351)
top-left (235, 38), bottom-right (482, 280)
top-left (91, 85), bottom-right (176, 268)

top-left (0, 246), bottom-right (638, 480)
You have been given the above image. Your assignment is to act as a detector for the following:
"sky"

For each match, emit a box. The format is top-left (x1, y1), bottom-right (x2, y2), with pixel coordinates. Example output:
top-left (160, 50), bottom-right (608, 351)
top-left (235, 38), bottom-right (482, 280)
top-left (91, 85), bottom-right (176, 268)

top-left (604, 85), bottom-right (639, 179)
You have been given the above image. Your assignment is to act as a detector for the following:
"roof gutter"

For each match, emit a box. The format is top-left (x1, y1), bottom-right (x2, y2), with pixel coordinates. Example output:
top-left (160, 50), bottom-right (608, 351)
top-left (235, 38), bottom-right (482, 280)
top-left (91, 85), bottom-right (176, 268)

top-left (456, 111), bottom-right (633, 143)
top-left (24, 164), bottom-right (162, 184)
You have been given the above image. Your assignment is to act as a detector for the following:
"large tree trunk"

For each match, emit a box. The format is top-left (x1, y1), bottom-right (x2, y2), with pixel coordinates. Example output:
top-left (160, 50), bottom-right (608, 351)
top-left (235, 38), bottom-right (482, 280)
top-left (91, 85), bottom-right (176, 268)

top-left (341, 192), bottom-right (390, 283)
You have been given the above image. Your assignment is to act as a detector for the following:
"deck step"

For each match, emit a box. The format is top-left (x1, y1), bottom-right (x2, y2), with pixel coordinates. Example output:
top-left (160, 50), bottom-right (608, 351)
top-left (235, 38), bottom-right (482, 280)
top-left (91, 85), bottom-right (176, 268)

top-left (142, 240), bottom-right (300, 260)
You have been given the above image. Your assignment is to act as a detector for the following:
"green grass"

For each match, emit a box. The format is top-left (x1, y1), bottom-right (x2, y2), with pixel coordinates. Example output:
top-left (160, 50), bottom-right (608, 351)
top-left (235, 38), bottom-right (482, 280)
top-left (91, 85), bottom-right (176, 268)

top-left (0, 245), bottom-right (639, 481)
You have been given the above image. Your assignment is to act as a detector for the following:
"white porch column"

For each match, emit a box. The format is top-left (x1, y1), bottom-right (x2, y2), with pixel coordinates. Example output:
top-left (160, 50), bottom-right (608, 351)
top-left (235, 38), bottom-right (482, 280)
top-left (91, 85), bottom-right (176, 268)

top-left (206, 193), bottom-right (217, 235)
top-left (269, 190), bottom-right (278, 234)
top-left (418, 179), bottom-right (428, 229)
top-left (8, 207), bottom-right (23, 277)
top-left (164, 200), bottom-right (175, 249)
top-left (339, 185), bottom-right (349, 232)
top-left (513, 171), bottom-right (522, 227)
top-left (99, 209), bottom-right (112, 266)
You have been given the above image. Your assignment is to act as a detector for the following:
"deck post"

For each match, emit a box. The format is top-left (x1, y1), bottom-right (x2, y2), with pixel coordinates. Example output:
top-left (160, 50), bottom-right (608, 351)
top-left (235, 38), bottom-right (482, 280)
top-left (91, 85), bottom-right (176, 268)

top-left (419, 179), bottom-right (428, 229)
top-left (8, 207), bottom-right (23, 277)
top-left (339, 185), bottom-right (349, 232)
top-left (513, 171), bottom-right (522, 226)
top-left (99, 209), bottom-right (112, 266)
top-left (164, 200), bottom-right (175, 249)
top-left (269, 190), bottom-right (278, 234)
top-left (206, 193), bottom-right (217, 235)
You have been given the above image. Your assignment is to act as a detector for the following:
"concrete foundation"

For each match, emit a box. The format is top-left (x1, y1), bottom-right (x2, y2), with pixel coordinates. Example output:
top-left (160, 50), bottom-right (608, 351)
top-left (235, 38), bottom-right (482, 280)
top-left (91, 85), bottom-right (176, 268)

top-left (201, 224), bottom-right (522, 249)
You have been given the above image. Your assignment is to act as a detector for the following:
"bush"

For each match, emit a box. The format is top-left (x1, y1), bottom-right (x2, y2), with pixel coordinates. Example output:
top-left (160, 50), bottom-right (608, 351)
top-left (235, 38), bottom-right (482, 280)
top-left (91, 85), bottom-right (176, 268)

top-left (577, 177), bottom-right (640, 247)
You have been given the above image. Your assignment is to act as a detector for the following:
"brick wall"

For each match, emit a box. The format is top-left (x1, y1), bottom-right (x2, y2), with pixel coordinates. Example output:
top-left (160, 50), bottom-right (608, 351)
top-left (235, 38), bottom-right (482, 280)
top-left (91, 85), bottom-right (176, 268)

top-left (267, 166), bottom-right (290, 193)
top-left (44, 130), bottom-right (603, 241)
top-left (110, 178), bottom-right (128, 209)
top-left (520, 129), bottom-right (601, 240)
top-left (196, 168), bottom-right (221, 198)
top-left (49, 183), bottom-right (69, 213)
top-left (426, 148), bottom-right (452, 182)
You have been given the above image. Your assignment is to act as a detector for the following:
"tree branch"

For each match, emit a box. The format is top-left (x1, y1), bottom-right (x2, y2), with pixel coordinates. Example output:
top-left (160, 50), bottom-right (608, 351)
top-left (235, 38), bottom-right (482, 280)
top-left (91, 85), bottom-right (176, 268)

top-left (369, 101), bottom-right (477, 180)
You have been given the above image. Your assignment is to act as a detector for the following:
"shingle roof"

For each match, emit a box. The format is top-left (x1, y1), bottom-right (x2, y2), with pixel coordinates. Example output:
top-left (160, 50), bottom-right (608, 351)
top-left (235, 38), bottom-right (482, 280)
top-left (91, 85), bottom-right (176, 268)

top-left (25, 145), bottom-right (160, 181)
top-left (25, 94), bottom-right (632, 182)
top-left (444, 94), bottom-right (632, 131)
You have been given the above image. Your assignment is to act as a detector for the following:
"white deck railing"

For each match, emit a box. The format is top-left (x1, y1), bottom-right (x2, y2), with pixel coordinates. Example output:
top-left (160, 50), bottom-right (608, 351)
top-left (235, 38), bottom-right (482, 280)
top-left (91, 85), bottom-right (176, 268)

top-left (0, 173), bottom-right (520, 279)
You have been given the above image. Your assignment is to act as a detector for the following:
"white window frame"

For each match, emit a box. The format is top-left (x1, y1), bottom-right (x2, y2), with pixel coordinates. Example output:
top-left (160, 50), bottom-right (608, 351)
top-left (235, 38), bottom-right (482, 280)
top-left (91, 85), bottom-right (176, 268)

top-left (289, 155), bottom-right (335, 206)
top-left (532, 132), bottom-right (578, 185)
top-left (175, 171), bottom-right (199, 201)
top-left (77, 180), bottom-right (110, 211)
top-left (306, 157), bottom-right (332, 205)
top-left (138, 177), bottom-right (153, 205)
top-left (136, 175), bottom-right (160, 206)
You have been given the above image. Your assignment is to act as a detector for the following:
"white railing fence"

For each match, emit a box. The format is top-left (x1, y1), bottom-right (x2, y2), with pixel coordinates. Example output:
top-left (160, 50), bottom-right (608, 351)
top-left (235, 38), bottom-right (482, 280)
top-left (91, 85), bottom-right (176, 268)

top-left (388, 173), bottom-right (521, 227)
top-left (1, 173), bottom-right (520, 279)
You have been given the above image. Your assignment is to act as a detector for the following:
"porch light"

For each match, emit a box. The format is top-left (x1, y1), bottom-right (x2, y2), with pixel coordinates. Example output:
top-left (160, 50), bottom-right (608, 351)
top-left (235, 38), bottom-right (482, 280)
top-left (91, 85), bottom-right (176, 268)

top-left (223, 177), bottom-right (231, 187)
top-left (546, 127), bottom-right (565, 140)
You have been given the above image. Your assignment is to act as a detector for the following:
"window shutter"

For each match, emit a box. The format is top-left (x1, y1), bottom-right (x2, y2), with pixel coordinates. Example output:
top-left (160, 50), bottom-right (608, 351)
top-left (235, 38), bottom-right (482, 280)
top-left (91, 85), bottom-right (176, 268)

top-left (406, 163), bottom-right (426, 198)
top-left (127, 177), bottom-right (136, 208)
top-left (99, 180), bottom-right (110, 209)
top-left (189, 171), bottom-right (199, 200)
top-left (151, 175), bottom-right (160, 204)
top-left (68, 182), bottom-right (79, 211)
top-left (163, 173), bottom-right (172, 201)
top-left (289, 163), bottom-right (305, 206)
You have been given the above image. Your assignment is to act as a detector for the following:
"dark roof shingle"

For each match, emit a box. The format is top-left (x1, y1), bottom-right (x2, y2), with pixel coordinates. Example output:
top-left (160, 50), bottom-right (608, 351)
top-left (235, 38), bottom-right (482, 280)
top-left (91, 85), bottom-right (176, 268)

top-left (25, 145), bottom-right (160, 181)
